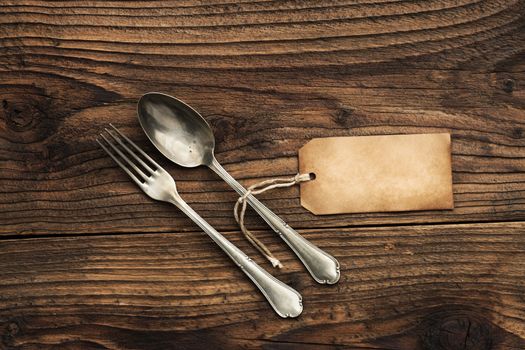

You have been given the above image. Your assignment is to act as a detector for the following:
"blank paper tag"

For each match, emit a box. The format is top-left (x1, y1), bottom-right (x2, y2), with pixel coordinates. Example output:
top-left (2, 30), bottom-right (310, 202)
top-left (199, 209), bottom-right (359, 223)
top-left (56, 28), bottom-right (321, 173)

top-left (299, 133), bottom-right (453, 215)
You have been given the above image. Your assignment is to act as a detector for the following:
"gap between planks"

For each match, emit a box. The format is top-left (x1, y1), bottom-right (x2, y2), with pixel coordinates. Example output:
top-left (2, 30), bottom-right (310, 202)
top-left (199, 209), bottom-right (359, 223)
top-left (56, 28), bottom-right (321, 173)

top-left (1, 218), bottom-right (523, 242)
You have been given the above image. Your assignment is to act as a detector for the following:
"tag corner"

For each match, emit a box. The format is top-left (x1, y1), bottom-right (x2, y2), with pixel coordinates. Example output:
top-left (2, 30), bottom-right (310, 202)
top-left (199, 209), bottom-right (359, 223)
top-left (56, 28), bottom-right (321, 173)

top-left (298, 139), bottom-right (316, 153)
top-left (300, 198), bottom-right (319, 216)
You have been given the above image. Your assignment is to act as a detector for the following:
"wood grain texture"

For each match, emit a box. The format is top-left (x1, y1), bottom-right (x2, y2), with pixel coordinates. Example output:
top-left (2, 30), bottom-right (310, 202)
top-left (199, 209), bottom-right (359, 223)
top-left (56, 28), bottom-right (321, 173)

top-left (0, 0), bottom-right (524, 236)
top-left (1, 222), bottom-right (525, 349)
top-left (1, 2), bottom-right (525, 349)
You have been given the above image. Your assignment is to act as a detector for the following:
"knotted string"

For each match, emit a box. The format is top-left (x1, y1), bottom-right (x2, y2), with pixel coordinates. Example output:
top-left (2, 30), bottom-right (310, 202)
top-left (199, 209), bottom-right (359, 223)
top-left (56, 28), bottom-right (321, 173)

top-left (234, 173), bottom-right (312, 268)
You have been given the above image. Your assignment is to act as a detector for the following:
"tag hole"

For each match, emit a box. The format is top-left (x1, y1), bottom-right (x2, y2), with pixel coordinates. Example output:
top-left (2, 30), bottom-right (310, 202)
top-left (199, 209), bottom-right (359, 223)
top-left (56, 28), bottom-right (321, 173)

top-left (309, 172), bottom-right (316, 180)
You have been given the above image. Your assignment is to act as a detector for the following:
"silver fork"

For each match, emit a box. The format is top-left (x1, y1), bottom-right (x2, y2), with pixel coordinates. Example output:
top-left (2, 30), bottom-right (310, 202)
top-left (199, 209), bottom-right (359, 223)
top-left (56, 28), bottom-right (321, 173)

top-left (97, 124), bottom-right (303, 318)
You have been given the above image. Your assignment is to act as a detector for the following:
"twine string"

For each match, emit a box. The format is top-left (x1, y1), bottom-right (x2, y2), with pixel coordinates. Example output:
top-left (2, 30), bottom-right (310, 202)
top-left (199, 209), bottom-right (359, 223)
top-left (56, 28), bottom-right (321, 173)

top-left (234, 173), bottom-right (312, 268)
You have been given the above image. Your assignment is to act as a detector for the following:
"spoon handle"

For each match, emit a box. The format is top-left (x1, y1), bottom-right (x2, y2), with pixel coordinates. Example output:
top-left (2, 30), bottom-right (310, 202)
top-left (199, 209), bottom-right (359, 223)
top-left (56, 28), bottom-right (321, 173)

top-left (171, 195), bottom-right (303, 318)
top-left (209, 158), bottom-right (340, 284)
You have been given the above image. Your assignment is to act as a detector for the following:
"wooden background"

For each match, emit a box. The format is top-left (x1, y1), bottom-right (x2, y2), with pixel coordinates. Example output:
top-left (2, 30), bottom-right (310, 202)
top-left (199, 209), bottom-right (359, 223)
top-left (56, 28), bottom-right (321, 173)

top-left (1, 0), bottom-right (524, 349)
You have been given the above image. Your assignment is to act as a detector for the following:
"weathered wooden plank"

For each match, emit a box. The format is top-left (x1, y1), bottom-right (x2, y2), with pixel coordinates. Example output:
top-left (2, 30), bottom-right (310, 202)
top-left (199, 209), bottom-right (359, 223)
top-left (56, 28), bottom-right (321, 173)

top-left (0, 0), bottom-right (524, 236)
top-left (0, 222), bottom-right (524, 349)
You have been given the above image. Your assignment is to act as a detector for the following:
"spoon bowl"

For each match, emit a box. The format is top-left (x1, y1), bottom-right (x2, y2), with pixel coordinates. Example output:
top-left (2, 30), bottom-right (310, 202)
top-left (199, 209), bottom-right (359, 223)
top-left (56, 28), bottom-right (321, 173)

top-left (137, 92), bottom-right (215, 167)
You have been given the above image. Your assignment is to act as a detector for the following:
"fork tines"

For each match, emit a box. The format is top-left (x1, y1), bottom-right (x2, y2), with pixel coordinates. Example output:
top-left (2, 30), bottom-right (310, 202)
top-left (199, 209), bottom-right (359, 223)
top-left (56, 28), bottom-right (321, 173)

top-left (97, 124), bottom-right (160, 187)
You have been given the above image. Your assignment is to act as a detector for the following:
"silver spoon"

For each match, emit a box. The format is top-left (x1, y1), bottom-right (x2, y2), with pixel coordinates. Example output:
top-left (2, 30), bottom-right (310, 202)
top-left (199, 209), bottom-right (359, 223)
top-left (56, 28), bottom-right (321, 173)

top-left (137, 92), bottom-right (340, 284)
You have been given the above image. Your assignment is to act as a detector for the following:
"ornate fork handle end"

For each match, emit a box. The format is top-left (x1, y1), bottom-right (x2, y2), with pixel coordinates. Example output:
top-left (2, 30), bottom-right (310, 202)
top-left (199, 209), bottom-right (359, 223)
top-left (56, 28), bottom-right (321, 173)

top-left (173, 197), bottom-right (303, 318)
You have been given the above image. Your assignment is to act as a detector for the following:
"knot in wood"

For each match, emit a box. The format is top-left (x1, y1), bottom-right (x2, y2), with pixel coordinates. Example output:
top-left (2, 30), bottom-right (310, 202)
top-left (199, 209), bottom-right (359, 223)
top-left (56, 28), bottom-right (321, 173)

top-left (1, 321), bottom-right (20, 348)
top-left (6, 322), bottom-right (19, 337)
top-left (422, 315), bottom-right (492, 350)
top-left (331, 107), bottom-right (354, 127)
top-left (207, 114), bottom-right (246, 146)
top-left (2, 98), bottom-right (43, 132)
top-left (502, 78), bottom-right (516, 93)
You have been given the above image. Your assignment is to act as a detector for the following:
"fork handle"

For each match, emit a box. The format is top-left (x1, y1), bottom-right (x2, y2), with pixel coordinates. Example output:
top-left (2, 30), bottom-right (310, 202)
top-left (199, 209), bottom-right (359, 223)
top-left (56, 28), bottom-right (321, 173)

top-left (209, 157), bottom-right (340, 284)
top-left (171, 196), bottom-right (303, 318)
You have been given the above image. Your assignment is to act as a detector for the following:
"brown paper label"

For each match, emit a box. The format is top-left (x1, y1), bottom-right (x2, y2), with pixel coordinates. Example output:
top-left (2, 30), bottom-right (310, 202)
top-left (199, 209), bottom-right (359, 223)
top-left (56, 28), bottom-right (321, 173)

top-left (298, 133), bottom-right (454, 215)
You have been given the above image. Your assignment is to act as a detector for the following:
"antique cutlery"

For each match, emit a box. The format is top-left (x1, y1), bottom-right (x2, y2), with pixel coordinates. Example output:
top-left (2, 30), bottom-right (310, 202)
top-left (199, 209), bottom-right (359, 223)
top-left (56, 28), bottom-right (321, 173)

top-left (136, 92), bottom-right (340, 284)
top-left (97, 124), bottom-right (303, 318)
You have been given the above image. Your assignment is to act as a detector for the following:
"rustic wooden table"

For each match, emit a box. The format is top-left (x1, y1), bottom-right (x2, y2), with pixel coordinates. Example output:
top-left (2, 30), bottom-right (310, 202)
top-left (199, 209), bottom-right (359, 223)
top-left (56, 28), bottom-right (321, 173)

top-left (1, 1), bottom-right (524, 349)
